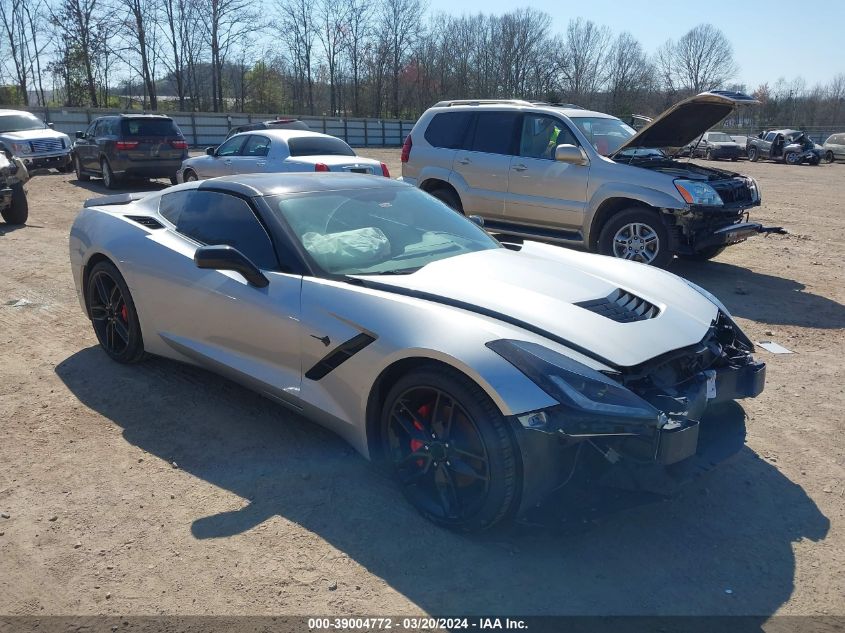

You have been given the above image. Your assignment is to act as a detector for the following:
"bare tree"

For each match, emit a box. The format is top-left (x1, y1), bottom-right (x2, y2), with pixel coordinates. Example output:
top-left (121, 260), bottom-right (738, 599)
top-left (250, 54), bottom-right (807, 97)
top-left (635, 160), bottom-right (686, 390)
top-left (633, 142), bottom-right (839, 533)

top-left (49, 0), bottom-right (103, 106)
top-left (557, 17), bottom-right (610, 107)
top-left (605, 31), bottom-right (653, 114)
top-left (0, 0), bottom-right (32, 103)
top-left (315, 0), bottom-right (347, 115)
top-left (657, 24), bottom-right (737, 95)
top-left (277, 0), bottom-right (316, 114)
top-left (380, 0), bottom-right (422, 118)
top-left (339, 0), bottom-right (370, 116)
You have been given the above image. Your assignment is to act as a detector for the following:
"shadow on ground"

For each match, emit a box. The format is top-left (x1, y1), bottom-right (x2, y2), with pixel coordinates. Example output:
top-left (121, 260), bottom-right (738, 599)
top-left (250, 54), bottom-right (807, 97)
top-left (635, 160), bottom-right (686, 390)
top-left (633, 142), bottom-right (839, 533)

top-left (673, 259), bottom-right (845, 329)
top-left (56, 347), bottom-right (829, 618)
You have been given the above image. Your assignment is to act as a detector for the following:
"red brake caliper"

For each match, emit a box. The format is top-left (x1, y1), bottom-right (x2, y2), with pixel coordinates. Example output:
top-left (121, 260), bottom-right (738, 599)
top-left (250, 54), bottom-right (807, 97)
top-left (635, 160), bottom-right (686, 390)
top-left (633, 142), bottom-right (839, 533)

top-left (121, 304), bottom-right (128, 322)
top-left (410, 404), bottom-right (431, 466)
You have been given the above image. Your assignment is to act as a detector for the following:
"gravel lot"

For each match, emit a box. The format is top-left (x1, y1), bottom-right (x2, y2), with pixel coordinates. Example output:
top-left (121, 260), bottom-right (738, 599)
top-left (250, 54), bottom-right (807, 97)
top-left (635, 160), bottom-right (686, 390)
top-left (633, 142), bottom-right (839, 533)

top-left (0, 151), bottom-right (843, 619)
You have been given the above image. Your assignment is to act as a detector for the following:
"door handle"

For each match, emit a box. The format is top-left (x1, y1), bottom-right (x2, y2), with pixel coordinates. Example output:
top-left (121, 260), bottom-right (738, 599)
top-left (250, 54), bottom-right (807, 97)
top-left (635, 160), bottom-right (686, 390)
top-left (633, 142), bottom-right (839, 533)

top-left (256, 161), bottom-right (266, 167)
top-left (224, 159), bottom-right (232, 165)
top-left (511, 164), bottom-right (527, 172)
top-left (457, 158), bottom-right (471, 165)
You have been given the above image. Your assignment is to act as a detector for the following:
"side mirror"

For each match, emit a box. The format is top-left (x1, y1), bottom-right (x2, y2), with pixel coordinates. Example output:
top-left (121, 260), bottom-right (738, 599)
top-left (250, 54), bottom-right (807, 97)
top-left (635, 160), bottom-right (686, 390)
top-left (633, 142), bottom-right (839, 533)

top-left (194, 245), bottom-right (269, 288)
top-left (468, 215), bottom-right (484, 228)
top-left (47, 122), bottom-right (55, 129)
top-left (75, 131), bottom-right (84, 139)
top-left (554, 144), bottom-right (588, 165)
top-left (206, 146), bottom-right (216, 156)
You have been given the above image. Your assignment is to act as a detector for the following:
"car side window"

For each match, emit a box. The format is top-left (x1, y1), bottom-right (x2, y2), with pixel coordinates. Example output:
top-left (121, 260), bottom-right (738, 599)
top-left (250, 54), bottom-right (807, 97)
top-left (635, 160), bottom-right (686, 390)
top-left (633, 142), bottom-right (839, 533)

top-left (764, 132), bottom-right (776, 142)
top-left (85, 121), bottom-right (97, 137)
top-left (519, 114), bottom-right (578, 160)
top-left (93, 120), bottom-right (106, 136)
top-left (216, 136), bottom-right (245, 157)
top-left (159, 190), bottom-right (279, 270)
top-left (469, 112), bottom-right (520, 156)
top-left (242, 135), bottom-right (271, 157)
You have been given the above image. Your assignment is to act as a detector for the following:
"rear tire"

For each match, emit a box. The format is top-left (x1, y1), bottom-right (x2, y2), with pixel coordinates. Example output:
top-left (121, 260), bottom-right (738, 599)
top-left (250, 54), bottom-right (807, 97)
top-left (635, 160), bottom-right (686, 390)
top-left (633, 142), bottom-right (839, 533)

top-left (381, 365), bottom-right (520, 531)
top-left (825, 151), bottom-right (835, 164)
top-left (430, 187), bottom-right (463, 213)
top-left (74, 155), bottom-right (90, 182)
top-left (597, 207), bottom-right (672, 268)
top-left (85, 261), bottom-right (146, 364)
top-left (169, 175), bottom-right (179, 185)
top-left (101, 158), bottom-right (120, 189)
top-left (748, 147), bottom-right (759, 162)
top-left (1, 183), bottom-right (28, 224)
top-left (784, 151), bottom-right (800, 166)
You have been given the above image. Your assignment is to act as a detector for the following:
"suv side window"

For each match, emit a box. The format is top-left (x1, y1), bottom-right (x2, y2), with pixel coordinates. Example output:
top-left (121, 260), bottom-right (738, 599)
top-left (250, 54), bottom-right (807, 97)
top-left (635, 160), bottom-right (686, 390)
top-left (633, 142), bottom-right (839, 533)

top-left (469, 112), bottom-right (520, 155)
top-left (519, 114), bottom-right (578, 159)
top-left (764, 132), bottom-right (776, 142)
top-left (242, 135), bottom-right (271, 157)
top-left (424, 112), bottom-right (474, 149)
top-left (160, 190), bottom-right (278, 270)
top-left (85, 121), bottom-right (97, 137)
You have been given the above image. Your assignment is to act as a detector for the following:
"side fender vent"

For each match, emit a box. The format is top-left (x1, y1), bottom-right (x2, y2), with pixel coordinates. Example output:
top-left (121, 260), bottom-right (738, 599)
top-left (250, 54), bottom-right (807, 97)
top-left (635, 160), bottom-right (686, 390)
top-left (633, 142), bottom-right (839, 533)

top-left (575, 288), bottom-right (660, 323)
top-left (125, 215), bottom-right (164, 229)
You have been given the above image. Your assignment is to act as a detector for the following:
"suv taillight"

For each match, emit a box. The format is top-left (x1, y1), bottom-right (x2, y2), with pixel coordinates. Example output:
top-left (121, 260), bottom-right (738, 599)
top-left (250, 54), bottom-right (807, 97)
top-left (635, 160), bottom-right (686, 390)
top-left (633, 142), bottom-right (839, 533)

top-left (170, 140), bottom-right (188, 149)
top-left (115, 141), bottom-right (139, 150)
top-left (400, 135), bottom-right (412, 163)
top-left (314, 163), bottom-right (330, 172)
top-left (380, 162), bottom-right (390, 177)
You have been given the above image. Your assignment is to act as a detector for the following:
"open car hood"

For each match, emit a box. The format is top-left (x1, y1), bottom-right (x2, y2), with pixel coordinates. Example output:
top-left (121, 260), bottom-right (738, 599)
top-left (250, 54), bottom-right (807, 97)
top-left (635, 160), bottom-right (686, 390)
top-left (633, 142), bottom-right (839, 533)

top-left (612, 91), bottom-right (759, 156)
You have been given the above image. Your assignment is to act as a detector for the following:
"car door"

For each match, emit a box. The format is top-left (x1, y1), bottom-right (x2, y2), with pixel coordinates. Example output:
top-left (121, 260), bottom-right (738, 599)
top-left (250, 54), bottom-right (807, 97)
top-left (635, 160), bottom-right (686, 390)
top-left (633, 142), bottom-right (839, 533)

top-left (80, 120), bottom-right (101, 171)
top-left (762, 131), bottom-right (777, 158)
top-left (204, 135), bottom-right (247, 178)
top-left (227, 135), bottom-right (271, 174)
top-left (135, 189), bottom-right (303, 407)
top-left (451, 111), bottom-right (520, 217)
top-left (504, 114), bottom-right (589, 231)
top-left (835, 134), bottom-right (845, 160)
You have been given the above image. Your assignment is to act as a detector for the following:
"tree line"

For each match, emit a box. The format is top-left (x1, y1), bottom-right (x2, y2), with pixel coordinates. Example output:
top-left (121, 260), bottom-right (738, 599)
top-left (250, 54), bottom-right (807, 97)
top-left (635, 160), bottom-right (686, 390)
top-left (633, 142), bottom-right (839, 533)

top-left (1, 0), bottom-right (844, 128)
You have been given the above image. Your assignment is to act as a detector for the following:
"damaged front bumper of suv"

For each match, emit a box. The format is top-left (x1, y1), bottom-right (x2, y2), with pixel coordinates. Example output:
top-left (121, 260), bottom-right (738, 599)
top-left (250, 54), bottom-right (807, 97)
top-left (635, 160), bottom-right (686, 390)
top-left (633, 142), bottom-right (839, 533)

top-left (488, 311), bottom-right (764, 505)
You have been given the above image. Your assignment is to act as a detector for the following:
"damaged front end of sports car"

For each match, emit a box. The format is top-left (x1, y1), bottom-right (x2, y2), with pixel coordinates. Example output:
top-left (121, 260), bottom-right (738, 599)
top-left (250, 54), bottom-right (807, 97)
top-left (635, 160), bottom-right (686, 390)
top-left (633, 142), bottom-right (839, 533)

top-left (488, 309), bottom-right (763, 509)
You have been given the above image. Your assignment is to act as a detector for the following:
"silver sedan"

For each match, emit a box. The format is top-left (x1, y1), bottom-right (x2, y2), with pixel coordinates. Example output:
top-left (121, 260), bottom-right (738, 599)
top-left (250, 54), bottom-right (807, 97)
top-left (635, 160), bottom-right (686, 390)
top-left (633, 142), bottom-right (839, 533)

top-left (177, 129), bottom-right (389, 181)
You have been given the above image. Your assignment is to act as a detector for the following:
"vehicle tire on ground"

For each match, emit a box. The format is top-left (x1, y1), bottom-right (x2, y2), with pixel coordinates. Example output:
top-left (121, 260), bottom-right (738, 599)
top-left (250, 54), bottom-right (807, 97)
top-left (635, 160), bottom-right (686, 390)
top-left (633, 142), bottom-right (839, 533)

top-left (74, 155), bottom-right (90, 182)
top-left (748, 147), bottom-right (759, 162)
top-left (597, 207), bottom-right (672, 268)
top-left (170, 176), bottom-right (179, 185)
top-left (85, 261), bottom-right (146, 364)
top-left (705, 149), bottom-right (713, 160)
top-left (183, 169), bottom-right (198, 183)
top-left (380, 364), bottom-right (520, 531)
top-left (678, 245), bottom-right (726, 261)
top-left (430, 187), bottom-right (463, 213)
top-left (784, 151), bottom-right (800, 166)
top-left (825, 151), bottom-right (835, 164)
top-left (1, 183), bottom-right (28, 224)
top-left (101, 158), bottom-right (120, 189)
top-left (57, 162), bottom-right (74, 173)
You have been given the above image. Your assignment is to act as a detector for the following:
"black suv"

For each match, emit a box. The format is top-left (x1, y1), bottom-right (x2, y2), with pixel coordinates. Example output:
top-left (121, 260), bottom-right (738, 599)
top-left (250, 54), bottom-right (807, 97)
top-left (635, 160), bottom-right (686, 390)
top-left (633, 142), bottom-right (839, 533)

top-left (225, 118), bottom-right (309, 139)
top-left (72, 114), bottom-right (188, 189)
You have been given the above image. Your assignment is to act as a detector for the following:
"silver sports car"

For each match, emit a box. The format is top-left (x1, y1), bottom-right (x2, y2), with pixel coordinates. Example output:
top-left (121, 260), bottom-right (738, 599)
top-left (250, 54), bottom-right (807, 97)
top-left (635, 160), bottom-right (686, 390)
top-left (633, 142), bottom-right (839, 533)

top-left (69, 174), bottom-right (766, 530)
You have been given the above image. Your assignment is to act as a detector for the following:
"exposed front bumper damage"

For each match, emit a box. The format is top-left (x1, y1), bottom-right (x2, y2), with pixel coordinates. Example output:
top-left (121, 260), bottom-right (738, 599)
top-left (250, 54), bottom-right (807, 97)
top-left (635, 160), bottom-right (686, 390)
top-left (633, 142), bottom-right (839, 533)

top-left (667, 204), bottom-right (785, 254)
top-left (505, 312), bottom-right (765, 512)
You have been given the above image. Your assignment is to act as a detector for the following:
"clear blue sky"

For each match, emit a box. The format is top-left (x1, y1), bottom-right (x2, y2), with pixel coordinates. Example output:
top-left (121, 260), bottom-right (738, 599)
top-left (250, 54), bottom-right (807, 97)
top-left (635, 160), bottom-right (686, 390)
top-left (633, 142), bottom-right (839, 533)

top-left (425, 0), bottom-right (844, 88)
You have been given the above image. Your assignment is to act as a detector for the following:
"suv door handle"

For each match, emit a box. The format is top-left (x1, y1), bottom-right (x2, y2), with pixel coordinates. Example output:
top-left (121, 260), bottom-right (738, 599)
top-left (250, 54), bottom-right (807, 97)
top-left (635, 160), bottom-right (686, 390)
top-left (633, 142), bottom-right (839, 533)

top-left (224, 159), bottom-right (232, 164)
top-left (457, 157), bottom-right (471, 165)
top-left (511, 163), bottom-right (527, 172)
top-left (256, 161), bottom-right (266, 167)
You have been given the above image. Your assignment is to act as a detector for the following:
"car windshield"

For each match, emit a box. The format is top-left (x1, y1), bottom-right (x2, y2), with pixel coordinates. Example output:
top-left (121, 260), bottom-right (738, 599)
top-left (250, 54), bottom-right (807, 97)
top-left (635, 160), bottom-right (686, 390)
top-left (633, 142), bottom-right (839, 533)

top-left (708, 133), bottom-right (734, 142)
top-left (268, 186), bottom-right (500, 275)
top-left (0, 113), bottom-right (47, 133)
top-left (569, 116), bottom-right (635, 155)
top-left (121, 118), bottom-right (180, 137)
top-left (287, 136), bottom-right (355, 157)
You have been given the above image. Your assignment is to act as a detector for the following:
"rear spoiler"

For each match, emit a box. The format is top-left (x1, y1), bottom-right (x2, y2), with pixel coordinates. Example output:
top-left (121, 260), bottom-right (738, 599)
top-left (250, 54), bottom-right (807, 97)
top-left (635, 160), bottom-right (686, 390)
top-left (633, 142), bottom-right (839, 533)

top-left (83, 192), bottom-right (150, 208)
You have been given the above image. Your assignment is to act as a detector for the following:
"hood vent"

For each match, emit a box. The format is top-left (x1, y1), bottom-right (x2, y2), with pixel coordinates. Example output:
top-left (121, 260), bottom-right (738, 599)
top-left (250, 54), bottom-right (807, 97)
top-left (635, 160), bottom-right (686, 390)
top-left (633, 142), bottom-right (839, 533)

top-left (125, 215), bottom-right (164, 229)
top-left (575, 288), bottom-right (660, 323)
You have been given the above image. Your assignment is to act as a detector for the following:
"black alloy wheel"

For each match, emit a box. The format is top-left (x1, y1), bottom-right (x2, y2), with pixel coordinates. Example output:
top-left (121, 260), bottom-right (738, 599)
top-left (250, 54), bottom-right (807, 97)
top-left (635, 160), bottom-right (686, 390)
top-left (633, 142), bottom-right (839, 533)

top-left (85, 262), bottom-right (146, 363)
top-left (382, 367), bottom-right (519, 531)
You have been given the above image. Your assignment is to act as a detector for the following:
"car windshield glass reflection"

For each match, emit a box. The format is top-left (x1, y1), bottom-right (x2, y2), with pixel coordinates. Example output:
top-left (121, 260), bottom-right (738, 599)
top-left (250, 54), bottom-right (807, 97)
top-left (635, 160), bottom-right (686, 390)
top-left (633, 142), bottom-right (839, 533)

top-left (268, 187), bottom-right (500, 276)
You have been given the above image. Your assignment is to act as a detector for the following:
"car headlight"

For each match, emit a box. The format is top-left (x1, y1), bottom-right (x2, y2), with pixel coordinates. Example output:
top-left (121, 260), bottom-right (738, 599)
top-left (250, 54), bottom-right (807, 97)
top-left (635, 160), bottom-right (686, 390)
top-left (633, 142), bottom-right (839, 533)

top-left (487, 340), bottom-right (662, 431)
top-left (11, 142), bottom-right (32, 155)
top-left (674, 179), bottom-right (723, 206)
top-left (746, 177), bottom-right (760, 202)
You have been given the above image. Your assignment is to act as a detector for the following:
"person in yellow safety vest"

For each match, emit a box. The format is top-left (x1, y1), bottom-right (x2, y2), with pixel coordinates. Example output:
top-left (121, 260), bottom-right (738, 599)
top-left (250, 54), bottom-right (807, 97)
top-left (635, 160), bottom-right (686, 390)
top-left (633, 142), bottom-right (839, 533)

top-left (545, 124), bottom-right (561, 157)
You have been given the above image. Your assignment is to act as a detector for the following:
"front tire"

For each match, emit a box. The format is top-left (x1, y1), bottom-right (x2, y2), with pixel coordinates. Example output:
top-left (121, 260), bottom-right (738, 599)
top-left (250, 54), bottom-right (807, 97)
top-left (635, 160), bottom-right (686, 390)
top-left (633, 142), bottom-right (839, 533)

top-left (183, 169), bottom-right (198, 183)
top-left (748, 147), bottom-right (759, 162)
top-left (74, 155), bottom-right (90, 181)
top-left (85, 261), bottom-right (146, 363)
top-left (825, 151), bottom-right (835, 164)
top-left (1, 183), bottom-right (28, 224)
top-left (784, 151), bottom-right (800, 166)
top-left (430, 187), bottom-right (463, 213)
top-left (705, 149), bottom-right (713, 160)
top-left (381, 365), bottom-right (520, 531)
top-left (597, 207), bottom-right (672, 267)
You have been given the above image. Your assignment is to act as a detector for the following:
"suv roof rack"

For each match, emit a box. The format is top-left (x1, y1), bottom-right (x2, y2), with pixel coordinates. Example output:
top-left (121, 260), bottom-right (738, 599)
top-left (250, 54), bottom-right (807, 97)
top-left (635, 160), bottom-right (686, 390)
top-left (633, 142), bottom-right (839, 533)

top-left (530, 101), bottom-right (585, 109)
top-left (432, 99), bottom-right (534, 107)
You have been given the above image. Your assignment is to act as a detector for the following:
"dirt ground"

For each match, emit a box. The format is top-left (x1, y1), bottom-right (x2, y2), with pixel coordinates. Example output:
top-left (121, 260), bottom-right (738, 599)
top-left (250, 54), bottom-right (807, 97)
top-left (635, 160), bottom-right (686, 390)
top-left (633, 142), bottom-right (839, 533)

top-left (0, 151), bottom-right (843, 619)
